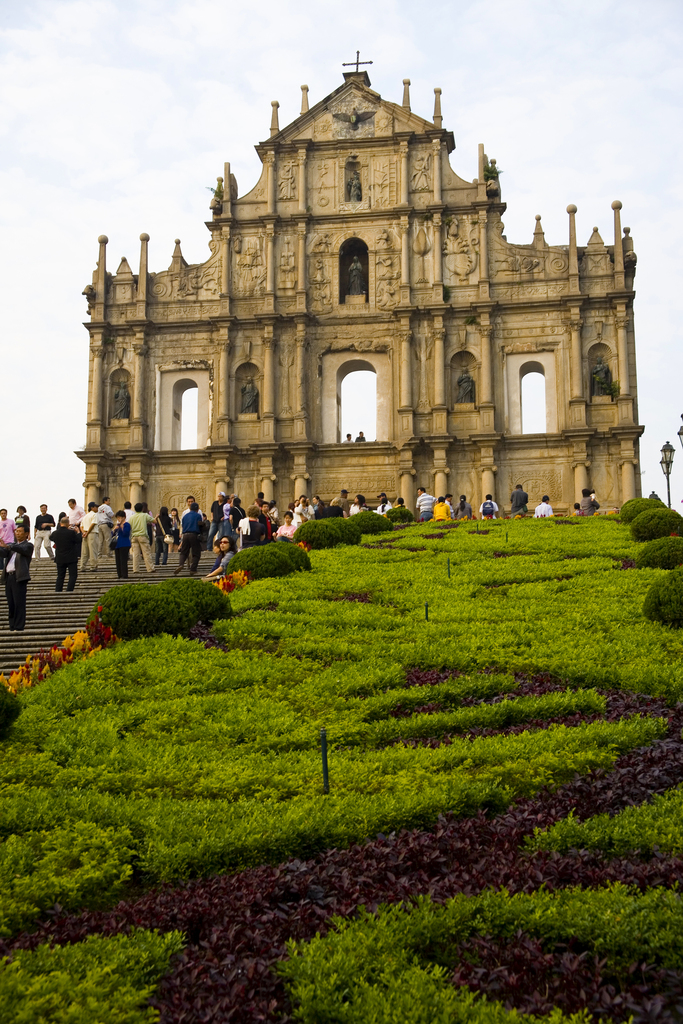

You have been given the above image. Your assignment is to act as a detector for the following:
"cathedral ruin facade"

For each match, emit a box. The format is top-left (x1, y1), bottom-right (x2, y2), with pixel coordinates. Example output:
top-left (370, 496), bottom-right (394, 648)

top-left (79, 68), bottom-right (643, 514)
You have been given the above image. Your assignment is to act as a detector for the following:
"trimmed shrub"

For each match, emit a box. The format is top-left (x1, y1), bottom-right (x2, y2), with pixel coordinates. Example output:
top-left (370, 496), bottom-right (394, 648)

top-left (0, 685), bottom-right (20, 737)
top-left (354, 511), bottom-right (394, 535)
top-left (636, 536), bottom-right (683, 570)
top-left (630, 507), bottom-right (682, 542)
top-left (94, 580), bottom-right (231, 641)
top-left (230, 542), bottom-right (312, 580)
top-left (386, 506), bottom-right (415, 524)
top-left (295, 517), bottom-right (362, 549)
top-left (643, 568), bottom-right (683, 627)
top-left (620, 496), bottom-right (667, 524)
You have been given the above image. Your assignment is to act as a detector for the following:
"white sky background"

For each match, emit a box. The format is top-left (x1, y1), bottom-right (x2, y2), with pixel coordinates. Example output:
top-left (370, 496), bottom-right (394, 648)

top-left (1, 0), bottom-right (682, 516)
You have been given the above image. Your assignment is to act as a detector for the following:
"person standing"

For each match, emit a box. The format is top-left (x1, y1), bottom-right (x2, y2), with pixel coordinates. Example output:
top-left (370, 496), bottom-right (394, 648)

top-left (67, 498), bottom-right (85, 558)
top-left (175, 502), bottom-right (202, 574)
top-left (169, 507), bottom-right (181, 549)
top-left (154, 506), bottom-right (173, 565)
top-left (338, 489), bottom-right (351, 517)
top-left (343, 433), bottom-right (353, 443)
top-left (123, 501), bottom-right (133, 521)
top-left (238, 505), bottom-right (266, 548)
top-left (79, 502), bottom-right (100, 572)
top-left (355, 431), bottom-right (367, 442)
top-left (479, 495), bottom-right (499, 519)
top-left (130, 502), bottom-right (155, 574)
top-left (376, 493), bottom-right (393, 514)
top-left (50, 516), bottom-right (81, 592)
top-left (0, 510), bottom-right (16, 572)
top-left (112, 511), bottom-right (131, 578)
top-left (208, 492), bottom-right (226, 548)
top-left (416, 487), bottom-right (436, 522)
top-left (580, 488), bottom-right (600, 515)
top-left (0, 523), bottom-right (33, 631)
top-left (33, 505), bottom-right (56, 559)
top-left (229, 497), bottom-right (246, 534)
top-left (534, 495), bottom-right (554, 518)
top-left (97, 497), bottom-right (115, 559)
top-left (15, 506), bottom-right (31, 537)
top-left (510, 484), bottom-right (529, 517)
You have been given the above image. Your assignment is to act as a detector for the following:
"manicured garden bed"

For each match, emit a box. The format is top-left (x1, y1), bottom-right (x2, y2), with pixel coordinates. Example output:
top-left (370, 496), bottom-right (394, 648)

top-left (2, 516), bottom-right (683, 1021)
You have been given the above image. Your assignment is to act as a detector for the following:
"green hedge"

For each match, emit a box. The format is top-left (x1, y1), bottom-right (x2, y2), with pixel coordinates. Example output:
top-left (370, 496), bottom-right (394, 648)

top-left (230, 542), bottom-right (311, 580)
top-left (643, 568), bottom-right (683, 628)
top-left (636, 536), bottom-right (683, 570)
top-left (294, 517), bottom-right (361, 549)
top-left (0, 686), bottom-right (20, 738)
top-left (93, 579), bottom-right (231, 640)
top-left (0, 928), bottom-right (183, 1024)
top-left (630, 507), bottom-right (682, 542)
top-left (620, 496), bottom-right (667, 524)
top-left (353, 511), bottom-right (394, 535)
top-left (386, 506), bottom-right (415, 524)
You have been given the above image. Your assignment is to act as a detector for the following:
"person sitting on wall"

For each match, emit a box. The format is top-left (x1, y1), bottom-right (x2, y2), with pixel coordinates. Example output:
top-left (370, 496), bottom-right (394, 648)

top-left (579, 488), bottom-right (600, 515)
top-left (433, 497), bottom-right (451, 522)
top-left (479, 495), bottom-right (499, 519)
top-left (376, 493), bottom-right (393, 514)
top-left (239, 505), bottom-right (266, 548)
top-left (444, 494), bottom-right (456, 519)
top-left (317, 497), bottom-right (345, 519)
top-left (355, 431), bottom-right (367, 442)
top-left (203, 535), bottom-right (237, 580)
top-left (510, 484), bottom-right (529, 517)
top-left (454, 495), bottom-right (473, 520)
top-left (276, 511), bottom-right (298, 540)
top-left (534, 495), bottom-right (554, 518)
top-left (343, 433), bottom-right (353, 443)
top-left (572, 503), bottom-right (583, 516)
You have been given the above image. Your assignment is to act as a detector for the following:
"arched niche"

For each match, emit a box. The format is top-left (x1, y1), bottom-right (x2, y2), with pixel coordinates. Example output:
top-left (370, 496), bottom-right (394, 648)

top-left (234, 361), bottom-right (261, 418)
top-left (450, 351), bottom-right (477, 407)
top-left (109, 369), bottom-right (131, 422)
top-left (156, 366), bottom-right (210, 450)
top-left (339, 237), bottom-right (369, 304)
top-left (322, 353), bottom-right (391, 443)
top-left (505, 353), bottom-right (558, 435)
top-left (587, 342), bottom-right (616, 400)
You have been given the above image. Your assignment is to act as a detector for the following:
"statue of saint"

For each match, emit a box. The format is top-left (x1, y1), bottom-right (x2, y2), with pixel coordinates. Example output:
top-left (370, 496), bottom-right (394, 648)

top-left (592, 356), bottom-right (612, 396)
top-left (241, 377), bottom-right (259, 414)
top-left (347, 170), bottom-right (362, 202)
top-left (456, 368), bottom-right (476, 404)
top-left (113, 381), bottom-right (131, 419)
top-left (348, 256), bottom-right (366, 296)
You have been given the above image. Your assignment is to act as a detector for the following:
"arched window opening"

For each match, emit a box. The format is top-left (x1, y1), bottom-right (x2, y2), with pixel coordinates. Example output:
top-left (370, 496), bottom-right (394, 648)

top-left (339, 366), bottom-right (376, 442)
top-left (339, 237), bottom-right (369, 304)
top-left (520, 368), bottom-right (546, 434)
top-left (171, 378), bottom-right (199, 450)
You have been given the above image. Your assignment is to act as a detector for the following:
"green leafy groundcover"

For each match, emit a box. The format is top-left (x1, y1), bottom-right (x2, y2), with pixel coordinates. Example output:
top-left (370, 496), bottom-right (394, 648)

top-left (4, 516), bottom-right (683, 1018)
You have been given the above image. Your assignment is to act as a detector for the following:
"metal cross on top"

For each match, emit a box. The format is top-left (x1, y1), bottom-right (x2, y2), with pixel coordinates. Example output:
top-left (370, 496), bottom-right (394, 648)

top-left (342, 50), bottom-right (373, 74)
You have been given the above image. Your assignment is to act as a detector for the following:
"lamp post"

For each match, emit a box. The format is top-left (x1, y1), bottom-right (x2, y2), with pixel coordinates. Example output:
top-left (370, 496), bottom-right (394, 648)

top-left (660, 441), bottom-right (675, 509)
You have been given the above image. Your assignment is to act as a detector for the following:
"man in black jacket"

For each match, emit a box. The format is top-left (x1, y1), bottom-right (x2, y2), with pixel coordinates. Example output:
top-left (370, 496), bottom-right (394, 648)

top-left (510, 484), bottom-right (529, 517)
top-left (0, 523), bottom-right (34, 631)
top-left (50, 516), bottom-right (81, 592)
top-left (208, 491), bottom-right (226, 549)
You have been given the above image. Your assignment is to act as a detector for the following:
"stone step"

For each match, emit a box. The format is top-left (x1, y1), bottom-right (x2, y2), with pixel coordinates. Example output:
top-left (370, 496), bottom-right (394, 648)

top-left (0, 553), bottom-right (218, 675)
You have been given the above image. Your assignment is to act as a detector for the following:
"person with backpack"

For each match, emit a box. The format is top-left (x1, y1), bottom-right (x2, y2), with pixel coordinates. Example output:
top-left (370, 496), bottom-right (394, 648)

top-left (479, 494), bottom-right (499, 519)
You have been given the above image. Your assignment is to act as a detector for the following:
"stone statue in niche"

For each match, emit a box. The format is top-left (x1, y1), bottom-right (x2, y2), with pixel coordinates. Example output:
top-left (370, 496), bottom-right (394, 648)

top-left (591, 356), bottom-right (612, 396)
top-left (411, 153), bottom-right (431, 191)
top-left (347, 170), bottom-right (362, 202)
top-left (309, 258), bottom-right (332, 311)
top-left (113, 381), bottom-right (131, 420)
top-left (349, 256), bottom-right (366, 295)
top-left (278, 162), bottom-right (296, 201)
top-left (241, 378), bottom-right (259, 414)
top-left (455, 368), bottom-right (476, 404)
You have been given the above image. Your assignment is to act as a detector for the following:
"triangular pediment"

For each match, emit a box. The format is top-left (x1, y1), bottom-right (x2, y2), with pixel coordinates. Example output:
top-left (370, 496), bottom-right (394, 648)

top-left (268, 78), bottom-right (452, 149)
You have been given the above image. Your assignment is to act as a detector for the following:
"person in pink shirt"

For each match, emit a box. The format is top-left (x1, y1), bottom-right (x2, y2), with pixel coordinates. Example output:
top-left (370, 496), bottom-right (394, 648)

top-left (0, 509), bottom-right (16, 571)
top-left (275, 511), bottom-right (297, 541)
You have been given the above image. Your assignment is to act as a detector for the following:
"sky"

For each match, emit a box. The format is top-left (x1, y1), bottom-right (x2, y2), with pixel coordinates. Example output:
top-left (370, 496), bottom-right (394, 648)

top-left (1, 0), bottom-right (682, 517)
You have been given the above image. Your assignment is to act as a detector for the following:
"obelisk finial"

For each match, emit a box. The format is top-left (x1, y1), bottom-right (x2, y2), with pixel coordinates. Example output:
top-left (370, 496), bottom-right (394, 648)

top-left (270, 100), bottom-right (280, 137)
top-left (433, 87), bottom-right (442, 128)
top-left (402, 79), bottom-right (411, 111)
top-left (300, 85), bottom-right (309, 114)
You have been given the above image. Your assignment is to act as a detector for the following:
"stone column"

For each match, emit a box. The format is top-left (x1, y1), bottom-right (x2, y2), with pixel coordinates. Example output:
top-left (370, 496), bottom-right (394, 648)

top-left (567, 205), bottom-right (579, 293)
top-left (615, 312), bottom-right (630, 394)
top-left (265, 152), bottom-right (275, 215)
top-left (295, 321), bottom-right (308, 438)
top-left (297, 147), bottom-right (307, 215)
top-left (400, 141), bottom-right (409, 205)
top-left (265, 225), bottom-right (275, 295)
top-left (432, 212), bottom-right (443, 302)
top-left (296, 221), bottom-right (307, 312)
top-left (262, 329), bottom-right (276, 442)
top-left (481, 467), bottom-right (496, 504)
top-left (569, 318), bottom-right (583, 399)
top-left (433, 327), bottom-right (445, 407)
top-left (622, 459), bottom-right (636, 502)
top-left (129, 480), bottom-right (143, 505)
top-left (400, 216), bottom-right (410, 304)
top-left (90, 345), bottom-right (104, 424)
top-left (221, 226), bottom-right (230, 296)
top-left (136, 233), bottom-right (149, 319)
top-left (478, 211), bottom-right (489, 300)
top-left (612, 200), bottom-right (625, 290)
top-left (95, 234), bottom-right (108, 320)
top-left (400, 470), bottom-right (415, 509)
top-left (574, 462), bottom-right (589, 500)
top-left (131, 340), bottom-right (147, 448)
top-left (432, 140), bottom-right (442, 204)
top-left (399, 329), bottom-right (412, 409)
top-left (434, 447), bottom-right (448, 498)
top-left (479, 325), bottom-right (493, 405)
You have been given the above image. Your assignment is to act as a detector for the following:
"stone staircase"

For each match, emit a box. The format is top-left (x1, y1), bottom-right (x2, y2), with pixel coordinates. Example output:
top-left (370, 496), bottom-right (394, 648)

top-left (0, 551), bottom-right (216, 675)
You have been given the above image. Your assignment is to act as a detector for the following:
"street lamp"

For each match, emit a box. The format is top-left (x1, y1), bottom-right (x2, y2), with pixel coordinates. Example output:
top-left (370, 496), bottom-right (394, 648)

top-left (660, 441), bottom-right (675, 509)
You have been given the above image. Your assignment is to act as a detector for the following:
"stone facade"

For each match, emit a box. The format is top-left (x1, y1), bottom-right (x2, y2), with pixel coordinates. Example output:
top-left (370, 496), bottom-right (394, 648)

top-left (78, 70), bottom-right (643, 514)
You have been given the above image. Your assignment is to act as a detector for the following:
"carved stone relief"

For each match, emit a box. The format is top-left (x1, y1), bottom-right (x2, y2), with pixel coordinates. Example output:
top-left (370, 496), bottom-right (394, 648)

top-left (443, 217), bottom-right (479, 284)
top-left (233, 235), bottom-right (265, 296)
top-left (278, 237), bottom-right (296, 290)
top-left (278, 162), bottom-right (297, 201)
top-left (329, 94), bottom-right (376, 139)
top-left (314, 160), bottom-right (332, 208)
top-left (309, 257), bottom-right (332, 312)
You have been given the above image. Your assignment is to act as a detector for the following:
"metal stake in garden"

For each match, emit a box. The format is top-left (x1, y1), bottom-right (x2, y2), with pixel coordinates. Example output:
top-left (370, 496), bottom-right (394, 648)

top-left (660, 440), bottom-right (675, 509)
top-left (320, 728), bottom-right (330, 794)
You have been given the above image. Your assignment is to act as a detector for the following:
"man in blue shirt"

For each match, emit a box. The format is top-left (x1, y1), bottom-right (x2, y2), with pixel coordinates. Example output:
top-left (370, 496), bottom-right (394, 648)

top-left (175, 502), bottom-right (203, 575)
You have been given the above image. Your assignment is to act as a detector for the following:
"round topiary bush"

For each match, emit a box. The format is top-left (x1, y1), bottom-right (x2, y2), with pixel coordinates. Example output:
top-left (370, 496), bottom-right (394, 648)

top-left (636, 536), bottom-right (683, 570)
top-left (353, 511), bottom-right (394, 535)
top-left (386, 506), bottom-right (415, 524)
top-left (620, 496), bottom-right (667, 524)
top-left (229, 542), bottom-right (311, 580)
top-left (630, 507), bottom-right (682, 543)
top-left (294, 518), bottom-right (361, 549)
top-left (0, 685), bottom-right (20, 738)
top-left (93, 579), bottom-right (232, 640)
top-left (643, 568), bottom-right (683, 627)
